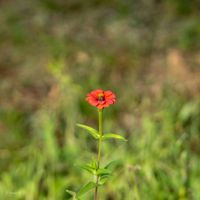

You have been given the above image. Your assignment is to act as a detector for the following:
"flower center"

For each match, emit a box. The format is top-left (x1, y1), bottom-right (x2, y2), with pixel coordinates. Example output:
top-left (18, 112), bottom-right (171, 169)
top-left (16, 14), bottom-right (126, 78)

top-left (98, 93), bottom-right (105, 101)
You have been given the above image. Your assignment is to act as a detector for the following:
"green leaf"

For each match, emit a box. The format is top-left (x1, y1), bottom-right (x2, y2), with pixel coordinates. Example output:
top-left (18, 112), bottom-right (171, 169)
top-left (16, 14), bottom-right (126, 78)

top-left (76, 124), bottom-right (100, 139)
top-left (105, 160), bottom-right (121, 170)
top-left (91, 160), bottom-right (98, 170)
top-left (97, 168), bottom-right (112, 176)
top-left (99, 174), bottom-right (111, 185)
top-left (66, 189), bottom-right (76, 200)
top-left (76, 160), bottom-right (98, 175)
top-left (78, 164), bottom-right (96, 175)
top-left (102, 133), bottom-right (127, 141)
top-left (66, 189), bottom-right (76, 196)
top-left (77, 182), bottom-right (96, 197)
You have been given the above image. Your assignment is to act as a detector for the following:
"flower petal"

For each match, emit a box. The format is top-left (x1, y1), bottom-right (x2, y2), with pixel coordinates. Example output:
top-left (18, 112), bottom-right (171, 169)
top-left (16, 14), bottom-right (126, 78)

top-left (86, 89), bottom-right (116, 109)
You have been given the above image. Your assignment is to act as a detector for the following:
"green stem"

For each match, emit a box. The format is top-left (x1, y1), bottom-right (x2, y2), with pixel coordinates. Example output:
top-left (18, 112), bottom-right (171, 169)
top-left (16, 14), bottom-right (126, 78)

top-left (184, 130), bottom-right (191, 199)
top-left (94, 109), bottom-right (103, 200)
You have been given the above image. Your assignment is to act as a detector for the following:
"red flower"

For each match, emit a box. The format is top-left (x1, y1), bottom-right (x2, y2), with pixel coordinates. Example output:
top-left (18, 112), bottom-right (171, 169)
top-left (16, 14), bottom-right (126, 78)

top-left (86, 89), bottom-right (116, 109)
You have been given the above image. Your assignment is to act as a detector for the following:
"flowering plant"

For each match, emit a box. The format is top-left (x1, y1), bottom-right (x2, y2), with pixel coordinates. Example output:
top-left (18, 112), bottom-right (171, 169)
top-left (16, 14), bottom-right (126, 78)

top-left (67, 89), bottom-right (127, 200)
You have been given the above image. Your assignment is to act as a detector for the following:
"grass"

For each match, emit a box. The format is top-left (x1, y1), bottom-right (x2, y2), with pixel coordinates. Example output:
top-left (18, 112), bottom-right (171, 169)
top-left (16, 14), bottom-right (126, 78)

top-left (0, 0), bottom-right (200, 199)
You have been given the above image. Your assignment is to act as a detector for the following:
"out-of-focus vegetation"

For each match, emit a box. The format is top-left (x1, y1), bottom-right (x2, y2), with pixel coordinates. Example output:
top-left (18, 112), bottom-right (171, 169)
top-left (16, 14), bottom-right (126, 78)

top-left (0, 0), bottom-right (200, 199)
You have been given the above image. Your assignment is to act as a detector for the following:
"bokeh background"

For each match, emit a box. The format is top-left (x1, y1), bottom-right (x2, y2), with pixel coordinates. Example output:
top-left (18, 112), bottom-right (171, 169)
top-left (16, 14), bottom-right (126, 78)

top-left (0, 0), bottom-right (200, 199)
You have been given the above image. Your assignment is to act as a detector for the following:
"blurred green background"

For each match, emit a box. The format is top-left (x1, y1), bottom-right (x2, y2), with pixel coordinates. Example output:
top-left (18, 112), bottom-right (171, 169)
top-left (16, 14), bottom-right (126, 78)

top-left (0, 0), bottom-right (200, 199)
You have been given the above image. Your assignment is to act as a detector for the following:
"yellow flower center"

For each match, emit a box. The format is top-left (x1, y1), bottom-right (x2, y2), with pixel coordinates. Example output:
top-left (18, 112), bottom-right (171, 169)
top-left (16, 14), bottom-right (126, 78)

top-left (98, 93), bottom-right (104, 101)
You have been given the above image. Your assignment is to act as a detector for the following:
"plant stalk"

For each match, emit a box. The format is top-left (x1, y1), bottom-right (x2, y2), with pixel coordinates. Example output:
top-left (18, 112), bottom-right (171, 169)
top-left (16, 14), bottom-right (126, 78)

top-left (184, 130), bottom-right (191, 199)
top-left (94, 109), bottom-right (103, 200)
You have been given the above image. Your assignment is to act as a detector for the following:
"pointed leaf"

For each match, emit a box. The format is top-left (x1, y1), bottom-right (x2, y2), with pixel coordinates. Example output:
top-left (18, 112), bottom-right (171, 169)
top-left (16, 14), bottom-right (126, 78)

top-left (66, 189), bottom-right (76, 200)
top-left (77, 124), bottom-right (99, 139)
top-left (91, 160), bottom-right (98, 170)
top-left (78, 164), bottom-right (96, 175)
top-left (102, 133), bottom-right (127, 141)
top-left (97, 168), bottom-right (112, 176)
top-left (105, 160), bottom-right (121, 170)
top-left (99, 174), bottom-right (111, 185)
top-left (77, 182), bottom-right (96, 197)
